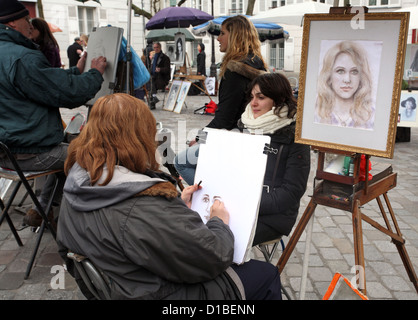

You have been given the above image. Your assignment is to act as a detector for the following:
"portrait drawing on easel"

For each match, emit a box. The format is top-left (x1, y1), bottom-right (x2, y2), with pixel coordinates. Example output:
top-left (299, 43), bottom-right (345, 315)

top-left (314, 40), bottom-right (382, 130)
top-left (295, 13), bottom-right (409, 158)
top-left (173, 33), bottom-right (185, 66)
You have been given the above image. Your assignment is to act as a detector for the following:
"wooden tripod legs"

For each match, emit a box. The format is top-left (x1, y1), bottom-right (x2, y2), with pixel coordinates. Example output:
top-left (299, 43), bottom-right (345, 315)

top-left (276, 195), bottom-right (418, 297)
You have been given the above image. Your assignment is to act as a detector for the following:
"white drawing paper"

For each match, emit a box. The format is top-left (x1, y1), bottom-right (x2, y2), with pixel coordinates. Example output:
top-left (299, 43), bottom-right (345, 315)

top-left (191, 128), bottom-right (270, 264)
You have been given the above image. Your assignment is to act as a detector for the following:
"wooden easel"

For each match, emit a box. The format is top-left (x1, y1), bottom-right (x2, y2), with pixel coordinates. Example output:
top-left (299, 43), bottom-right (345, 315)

top-left (175, 52), bottom-right (211, 98)
top-left (276, 148), bottom-right (418, 296)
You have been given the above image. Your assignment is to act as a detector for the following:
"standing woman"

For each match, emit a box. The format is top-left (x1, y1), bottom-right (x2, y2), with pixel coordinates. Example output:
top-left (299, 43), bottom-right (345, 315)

top-left (30, 18), bottom-right (61, 68)
top-left (196, 43), bottom-right (206, 76)
top-left (175, 15), bottom-right (268, 185)
top-left (239, 73), bottom-right (311, 245)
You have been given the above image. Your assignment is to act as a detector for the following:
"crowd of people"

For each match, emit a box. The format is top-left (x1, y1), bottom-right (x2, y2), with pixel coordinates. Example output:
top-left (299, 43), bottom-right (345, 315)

top-left (1, 0), bottom-right (311, 301)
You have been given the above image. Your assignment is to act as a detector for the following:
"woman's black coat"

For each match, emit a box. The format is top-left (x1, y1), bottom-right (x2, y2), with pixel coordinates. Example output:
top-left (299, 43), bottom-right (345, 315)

top-left (252, 123), bottom-right (311, 245)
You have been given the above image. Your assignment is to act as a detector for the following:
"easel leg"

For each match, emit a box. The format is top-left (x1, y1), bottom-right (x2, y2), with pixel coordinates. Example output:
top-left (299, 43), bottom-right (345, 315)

top-left (277, 198), bottom-right (317, 274)
top-left (352, 200), bottom-right (366, 294)
top-left (378, 194), bottom-right (418, 293)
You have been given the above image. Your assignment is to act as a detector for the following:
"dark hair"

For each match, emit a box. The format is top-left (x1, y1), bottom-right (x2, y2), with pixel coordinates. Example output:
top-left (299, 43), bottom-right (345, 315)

top-left (401, 97), bottom-right (417, 110)
top-left (31, 18), bottom-right (59, 50)
top-left (248, 73), bottom-right (297, 118)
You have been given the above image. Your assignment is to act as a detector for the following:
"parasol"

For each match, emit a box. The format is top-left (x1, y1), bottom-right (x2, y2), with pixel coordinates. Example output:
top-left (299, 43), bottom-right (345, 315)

top-left (146, 6), bottom-right (213, 30)
top-left (146, 28), bottom-right (195, 42)
top-left (47, 22), bottom-right (62, 33)
top-left (192, 15), bottom-right (289, 42)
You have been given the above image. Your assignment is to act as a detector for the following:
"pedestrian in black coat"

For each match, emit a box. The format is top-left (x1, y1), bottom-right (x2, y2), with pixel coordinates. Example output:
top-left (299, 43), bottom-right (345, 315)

top-left (197, 43), bottom-right (206, 76)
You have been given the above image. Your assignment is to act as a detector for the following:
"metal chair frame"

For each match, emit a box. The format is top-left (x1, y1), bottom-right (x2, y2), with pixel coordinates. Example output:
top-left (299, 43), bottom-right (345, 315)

top-left (67, 252), bottom-right (112, 300)
top-left (257, 237), bottom-right (292, 300)
top-left (0, 142), bottom-right (61, 279)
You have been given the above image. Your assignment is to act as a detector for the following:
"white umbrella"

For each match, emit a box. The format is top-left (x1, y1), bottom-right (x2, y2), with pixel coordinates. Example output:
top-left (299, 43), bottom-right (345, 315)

top-left (395, 5), bottom-right (418, 29)
top-left (250, 2), bottom-right (332, 26)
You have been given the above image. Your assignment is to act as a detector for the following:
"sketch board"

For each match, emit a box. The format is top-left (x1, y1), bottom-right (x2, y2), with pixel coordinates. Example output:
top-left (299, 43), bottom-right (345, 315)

top-left (84, 26), bottom-right (124, 105)
top-left (191, 128), bottom-right (270, 264)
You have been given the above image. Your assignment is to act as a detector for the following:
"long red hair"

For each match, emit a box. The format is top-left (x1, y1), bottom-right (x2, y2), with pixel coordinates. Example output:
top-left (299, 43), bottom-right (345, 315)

top-left (65, 93), bottom-right (159, 185)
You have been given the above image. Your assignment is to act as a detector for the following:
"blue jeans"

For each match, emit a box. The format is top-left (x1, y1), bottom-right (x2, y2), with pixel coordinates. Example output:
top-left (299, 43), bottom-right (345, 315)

top-left (0, 143), bottom-right (67, 211)
top-left (174, 144), bottom-right (200, 185)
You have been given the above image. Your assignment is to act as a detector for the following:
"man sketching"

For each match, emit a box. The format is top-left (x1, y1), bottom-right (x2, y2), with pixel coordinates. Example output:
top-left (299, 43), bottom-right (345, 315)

top-left (149, 42), bottom-right (170, 109)
top-left (0, 0), bottom-right (107, 228)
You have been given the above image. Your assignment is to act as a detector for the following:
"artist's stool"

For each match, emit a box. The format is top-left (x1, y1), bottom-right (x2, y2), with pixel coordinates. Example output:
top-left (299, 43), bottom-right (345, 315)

top-left (0, 142), bottom-right (61, 279)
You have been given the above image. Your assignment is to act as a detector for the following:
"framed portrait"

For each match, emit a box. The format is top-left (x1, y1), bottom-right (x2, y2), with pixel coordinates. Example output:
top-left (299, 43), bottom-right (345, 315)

top-left (404, 44), bottom-right (418, 79)
top-left (398, 90), bottom-right (418, 127)
top-left (205, 77), bottom-right (216, 95)
top-left (163, 80), bottom-right (182, 111)
top-left (173, 33), bottom-right (186, 66)
top-left (295, 12), bottom-right (409, 159)
top-left (173, 81), bottom-right (191, 113)
top-left (166, 43), bottom-right (175, 62)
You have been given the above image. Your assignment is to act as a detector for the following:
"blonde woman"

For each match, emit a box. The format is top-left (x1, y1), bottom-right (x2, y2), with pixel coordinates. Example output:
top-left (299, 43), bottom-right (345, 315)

top-left (175, 15), bottom-right (268, 185)
top-left (315, 41), bottom-right (374, 129)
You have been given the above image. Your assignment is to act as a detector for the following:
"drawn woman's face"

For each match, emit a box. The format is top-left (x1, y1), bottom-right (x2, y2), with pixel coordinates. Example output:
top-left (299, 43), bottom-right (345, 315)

top-left (330, 53), bottom-right (361, 101)
top-left (202, 194), bottom-right (223, 216)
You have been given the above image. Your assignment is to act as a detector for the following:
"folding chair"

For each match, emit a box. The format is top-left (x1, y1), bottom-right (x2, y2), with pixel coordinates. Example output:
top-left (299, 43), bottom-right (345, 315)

top-left (0, 142), bottom-right (62, 279)
top-left (67, 252), bottom-right (112, 300)
top-left (257, 237), bottom-right (292, 300)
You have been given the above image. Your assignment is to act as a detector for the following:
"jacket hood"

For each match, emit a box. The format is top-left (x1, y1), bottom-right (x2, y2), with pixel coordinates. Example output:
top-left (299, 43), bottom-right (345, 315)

top-left (63, 163), bottom-right (166, 211)
top-left (225, 56), bottom-right (266, 81)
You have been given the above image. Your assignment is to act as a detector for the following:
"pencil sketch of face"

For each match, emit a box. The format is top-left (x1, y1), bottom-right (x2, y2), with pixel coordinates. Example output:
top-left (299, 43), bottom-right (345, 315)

top-left (201, 194), bottom-right (223, 221)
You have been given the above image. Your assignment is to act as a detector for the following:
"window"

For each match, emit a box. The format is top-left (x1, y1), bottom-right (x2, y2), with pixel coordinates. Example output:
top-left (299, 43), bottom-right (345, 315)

top-left (270, 42), bottom-right (284, 70)
top-left (368, 0), bottom-right (399, 6)
top-left (78, 7), bottom-right (96, 35)
top-left (230, 0), bottom-right (244, 14)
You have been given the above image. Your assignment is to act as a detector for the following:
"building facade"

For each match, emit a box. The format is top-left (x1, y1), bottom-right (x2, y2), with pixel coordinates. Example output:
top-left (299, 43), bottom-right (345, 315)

top-left (19, 0), bottom-right (418, 74)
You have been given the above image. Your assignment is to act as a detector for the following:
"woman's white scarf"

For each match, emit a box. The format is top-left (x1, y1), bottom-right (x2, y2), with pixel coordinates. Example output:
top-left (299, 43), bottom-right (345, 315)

top-left (241, 103), bottom-right (295, 134)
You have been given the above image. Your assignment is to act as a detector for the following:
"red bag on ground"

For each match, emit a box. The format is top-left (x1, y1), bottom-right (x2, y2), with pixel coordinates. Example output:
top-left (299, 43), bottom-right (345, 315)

top-left (204, 100), bottom-right (217, 114)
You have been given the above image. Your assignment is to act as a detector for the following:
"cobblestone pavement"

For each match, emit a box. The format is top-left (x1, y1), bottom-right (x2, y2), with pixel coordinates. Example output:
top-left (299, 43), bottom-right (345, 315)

top-left (0, 93), bottom-right (417, 300)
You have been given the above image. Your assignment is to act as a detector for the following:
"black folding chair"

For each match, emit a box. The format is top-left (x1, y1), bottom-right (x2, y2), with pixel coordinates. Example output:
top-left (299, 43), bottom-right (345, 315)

top-left (0, 142), bottom-right (61, 279)
top-left (67, 252), bottom-right (112, 300)
top-left (257, 237), bottom-right (292, 300)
